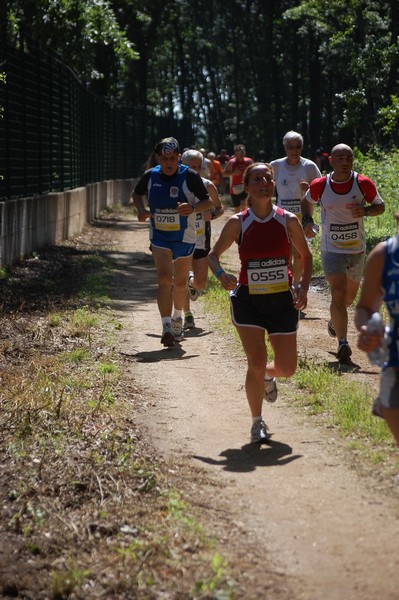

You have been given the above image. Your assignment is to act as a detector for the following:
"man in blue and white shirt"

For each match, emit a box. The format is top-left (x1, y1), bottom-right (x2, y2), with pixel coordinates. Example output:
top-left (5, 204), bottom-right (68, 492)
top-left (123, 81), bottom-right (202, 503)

top-left (132, 137), bottom-right (212, 346)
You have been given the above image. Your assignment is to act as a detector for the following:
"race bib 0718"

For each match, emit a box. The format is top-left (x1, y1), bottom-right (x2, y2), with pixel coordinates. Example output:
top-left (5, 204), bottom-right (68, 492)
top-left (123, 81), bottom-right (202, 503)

top-left (154, 208), bottom-right (180, 231)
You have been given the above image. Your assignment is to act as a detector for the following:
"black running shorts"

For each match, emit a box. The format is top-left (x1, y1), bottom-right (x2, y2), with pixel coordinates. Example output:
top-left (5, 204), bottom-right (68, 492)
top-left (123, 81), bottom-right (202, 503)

top-left (230, 284), bottom-right (299, 335)
top-left (193, 247), bottom-right (210, 259)
top-left (231, 191), bottom-right (247, 207)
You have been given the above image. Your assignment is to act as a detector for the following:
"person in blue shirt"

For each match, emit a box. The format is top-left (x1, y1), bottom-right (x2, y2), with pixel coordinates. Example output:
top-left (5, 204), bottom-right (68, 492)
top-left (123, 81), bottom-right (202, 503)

top-left (132, 137), bottom-right (212, 347)
top-left (355, 215), bottom-right (399, 445)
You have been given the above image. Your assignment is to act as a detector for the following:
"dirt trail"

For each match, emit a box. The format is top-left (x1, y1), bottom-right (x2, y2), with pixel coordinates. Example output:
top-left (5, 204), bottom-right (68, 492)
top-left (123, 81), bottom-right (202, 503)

top-left (106, 208), bottom-right (399, 600)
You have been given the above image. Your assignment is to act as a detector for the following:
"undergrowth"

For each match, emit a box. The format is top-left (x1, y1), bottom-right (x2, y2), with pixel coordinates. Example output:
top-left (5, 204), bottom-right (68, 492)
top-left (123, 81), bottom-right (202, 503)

top-left (0, 227), bottom-right (236, 599)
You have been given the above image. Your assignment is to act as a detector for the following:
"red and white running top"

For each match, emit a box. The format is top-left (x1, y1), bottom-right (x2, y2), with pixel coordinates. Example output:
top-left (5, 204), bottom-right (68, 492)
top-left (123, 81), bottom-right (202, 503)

top-left (237, 205), bottom-right (292, 294)
top-left (305, 171), bottom-right (383, 254)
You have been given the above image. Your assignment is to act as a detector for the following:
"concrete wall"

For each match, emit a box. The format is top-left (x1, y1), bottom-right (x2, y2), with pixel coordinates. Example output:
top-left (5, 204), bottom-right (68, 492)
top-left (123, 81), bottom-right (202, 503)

top-left (0, 179), bottom-right (137, 267)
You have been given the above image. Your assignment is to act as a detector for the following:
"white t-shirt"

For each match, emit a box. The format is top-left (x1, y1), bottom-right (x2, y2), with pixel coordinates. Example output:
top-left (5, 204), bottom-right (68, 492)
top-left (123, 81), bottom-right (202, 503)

top-left (271, 157), bottom-right (321, 218)
top-left (201, 158), bottom-right (212, 179)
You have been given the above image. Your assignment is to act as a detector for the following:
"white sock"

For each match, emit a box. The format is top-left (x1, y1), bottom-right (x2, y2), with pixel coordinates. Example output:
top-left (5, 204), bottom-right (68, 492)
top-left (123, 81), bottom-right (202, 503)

top-left (172, 309), bottom-right (182, 320)
top-left (252, 415), bottom-right (263, 424)
top-left (162, 317), bottom-right (171, 326)
top-left (265, 373), bottom-right (273, 381)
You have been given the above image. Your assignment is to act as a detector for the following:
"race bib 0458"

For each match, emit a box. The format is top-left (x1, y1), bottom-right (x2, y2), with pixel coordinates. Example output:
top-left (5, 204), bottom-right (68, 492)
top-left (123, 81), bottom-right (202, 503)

top-left (329, 222), bottom-right (359, 249)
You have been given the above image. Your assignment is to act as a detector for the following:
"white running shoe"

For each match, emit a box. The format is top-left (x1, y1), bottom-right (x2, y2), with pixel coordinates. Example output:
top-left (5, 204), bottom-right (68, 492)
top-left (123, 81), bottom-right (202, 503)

top-left (161, 323), bottom-right (175, 347)
top-left (250, 419), bottom-right (271, 444)
top-left (264, 377), bottom-right (278, 403)
top-left (171, 317), bottom-right (184, 341)
top-left (188, 270), bottom-right (200, 301)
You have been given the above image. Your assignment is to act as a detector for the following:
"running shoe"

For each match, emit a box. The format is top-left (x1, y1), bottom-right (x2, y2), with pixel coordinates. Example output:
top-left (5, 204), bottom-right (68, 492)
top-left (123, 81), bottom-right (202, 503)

top-left (184, 312), bottom-right (196, 329)
top-left (337, 339), bottom-right (352, 363)
top-left (327, 320), bottom-right (336, 338)
top-left (264, 377), bottom-right (278, 403)
top-left (250, 419), bottom-right (271, 444)
top-left (372, 397), bottom-right (384, 419)
top-left (161, 323), bottom-right (175, 347)
top-left (188, 270), bottom-right (200, 301)
top-left (171, 317), bottom-right (184, 341)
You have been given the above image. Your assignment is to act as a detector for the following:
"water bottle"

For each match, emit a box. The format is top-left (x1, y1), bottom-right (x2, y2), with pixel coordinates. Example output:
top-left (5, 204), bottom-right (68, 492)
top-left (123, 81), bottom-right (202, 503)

top-left (306, 223), bottom-right (319, 240)
top-left (367, 312), bottom-right (390, 367)
top-left (311, 224), bottom-right (320, 235)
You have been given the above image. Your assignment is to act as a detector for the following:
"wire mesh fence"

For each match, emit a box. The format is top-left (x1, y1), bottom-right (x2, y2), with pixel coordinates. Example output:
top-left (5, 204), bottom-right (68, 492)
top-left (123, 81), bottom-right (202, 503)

top-left (0, 37), bottom-right (193, 200)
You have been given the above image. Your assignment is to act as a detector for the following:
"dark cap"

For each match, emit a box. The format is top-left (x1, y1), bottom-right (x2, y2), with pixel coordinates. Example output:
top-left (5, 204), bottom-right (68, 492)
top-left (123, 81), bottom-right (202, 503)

top-left (155, 137), bottom-right (180, 155)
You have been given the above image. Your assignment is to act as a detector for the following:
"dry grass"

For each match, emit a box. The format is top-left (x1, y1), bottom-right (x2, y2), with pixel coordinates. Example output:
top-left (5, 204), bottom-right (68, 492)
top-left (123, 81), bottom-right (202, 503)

top-left (0, 224), bottom-right (237, 599)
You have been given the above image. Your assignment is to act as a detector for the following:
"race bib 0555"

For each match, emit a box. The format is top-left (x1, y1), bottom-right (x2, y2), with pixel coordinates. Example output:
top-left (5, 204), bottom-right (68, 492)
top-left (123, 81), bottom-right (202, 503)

top-left (247, 256), bottom-right (289, 294)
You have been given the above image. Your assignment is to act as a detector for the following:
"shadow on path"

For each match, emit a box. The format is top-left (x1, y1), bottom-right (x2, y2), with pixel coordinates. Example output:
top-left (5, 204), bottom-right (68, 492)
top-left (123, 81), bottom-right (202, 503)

top-left (126, 347), bottom-right (201, 363)
top-left (193, 439), bottom-right (302, 473)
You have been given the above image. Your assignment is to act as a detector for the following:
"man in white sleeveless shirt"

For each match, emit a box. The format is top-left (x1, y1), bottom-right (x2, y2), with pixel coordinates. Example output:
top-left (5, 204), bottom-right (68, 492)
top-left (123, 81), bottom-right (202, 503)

top-left (301, 144), bottom-right (385, 363)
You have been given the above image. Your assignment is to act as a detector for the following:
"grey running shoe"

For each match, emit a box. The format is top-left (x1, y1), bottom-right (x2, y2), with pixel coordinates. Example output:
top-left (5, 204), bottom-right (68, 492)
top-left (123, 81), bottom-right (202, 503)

top-left (251, 419), bottom-right (271, 444)
top-left (327, 320), bottom-right (336, 338)
top-left (372, 397), bottom-right (384, 418)
top-left (188, 271), bottom-right (200, 301)
top-left (161, 323), bottom-right (175, 347)
top-left (184, 313), bottom-right (195, 329)
top-left (171, 317), bottom-right (184, 341)
top-left (337, 340), bottom-right (352, 363)
top-left (264, 377), bottom-right (278, 403)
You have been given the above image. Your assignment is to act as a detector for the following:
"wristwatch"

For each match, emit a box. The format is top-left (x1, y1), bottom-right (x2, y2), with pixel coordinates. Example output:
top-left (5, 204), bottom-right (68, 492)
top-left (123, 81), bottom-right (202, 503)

top-left (364, 205), bottom-right (372, 216)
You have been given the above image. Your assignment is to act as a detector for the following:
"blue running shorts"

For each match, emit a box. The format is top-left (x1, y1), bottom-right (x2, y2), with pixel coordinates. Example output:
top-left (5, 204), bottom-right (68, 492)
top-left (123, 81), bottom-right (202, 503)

top-left (151, 239), bottom-right (195, 260)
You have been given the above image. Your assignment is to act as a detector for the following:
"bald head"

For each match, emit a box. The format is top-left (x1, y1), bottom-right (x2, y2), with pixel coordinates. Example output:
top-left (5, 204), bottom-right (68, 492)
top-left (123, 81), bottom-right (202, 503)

top-left (331, 144), bottom-right (353, 157)
top-left (330, 144), bottom-right (354, 181)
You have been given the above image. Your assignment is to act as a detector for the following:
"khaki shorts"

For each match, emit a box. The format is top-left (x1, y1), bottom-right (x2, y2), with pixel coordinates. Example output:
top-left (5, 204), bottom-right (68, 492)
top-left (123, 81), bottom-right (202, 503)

top-left (321, 251), bottom-right (365, 282)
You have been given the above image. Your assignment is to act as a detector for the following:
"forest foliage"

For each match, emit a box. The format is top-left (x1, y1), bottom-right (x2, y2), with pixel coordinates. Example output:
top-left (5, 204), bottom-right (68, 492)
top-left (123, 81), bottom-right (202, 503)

top-left (3, 0), bottom-right (399, 158)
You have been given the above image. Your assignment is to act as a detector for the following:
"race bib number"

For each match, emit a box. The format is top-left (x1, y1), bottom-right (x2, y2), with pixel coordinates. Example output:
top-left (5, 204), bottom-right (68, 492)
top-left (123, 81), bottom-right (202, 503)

top-left (279, 198), bottom-right (301, 216)
top-left (247, 257), bottom-right (289, 295)
top-left (154, 208), bottom-right (180, 231)
top-left (329, 222), bottom-right (359, 249)
top-left (233, 183), bottom-right (245, 194)
top-left (195, 212), bottom-right (204, 237)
